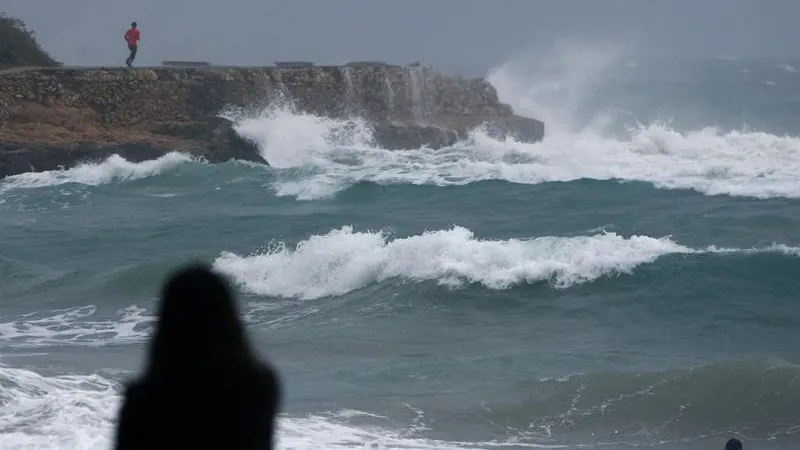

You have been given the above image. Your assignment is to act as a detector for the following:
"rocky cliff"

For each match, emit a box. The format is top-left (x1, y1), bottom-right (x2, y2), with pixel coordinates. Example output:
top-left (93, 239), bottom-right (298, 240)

top-left (0, 63), bottom-right (545, 178)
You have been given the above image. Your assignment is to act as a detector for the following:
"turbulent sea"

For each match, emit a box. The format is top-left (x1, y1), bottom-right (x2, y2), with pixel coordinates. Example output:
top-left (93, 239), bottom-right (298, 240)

top-left (2, 48), bottom-right (800, 449)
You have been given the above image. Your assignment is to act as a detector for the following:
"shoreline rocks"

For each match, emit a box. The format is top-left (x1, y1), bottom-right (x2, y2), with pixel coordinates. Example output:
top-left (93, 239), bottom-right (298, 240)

top-left (0, 64), bottom-right (545, 178)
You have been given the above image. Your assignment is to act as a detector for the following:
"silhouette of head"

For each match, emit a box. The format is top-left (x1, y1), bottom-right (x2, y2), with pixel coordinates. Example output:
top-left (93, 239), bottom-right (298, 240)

top-left (725, 438), bottom-right (743, 450)
top-left (131, 22), bottom-right (137, 28)
top-left (146, 263), bottom-right (252, 379)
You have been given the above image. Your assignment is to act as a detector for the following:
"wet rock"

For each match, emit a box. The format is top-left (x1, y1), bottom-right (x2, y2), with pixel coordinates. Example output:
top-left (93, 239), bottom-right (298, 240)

top-left (372, 122), bottom-right (459, 150)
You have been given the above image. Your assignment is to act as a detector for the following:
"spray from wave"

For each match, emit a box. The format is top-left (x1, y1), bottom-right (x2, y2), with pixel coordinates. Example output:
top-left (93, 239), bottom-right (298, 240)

top-left (486, 38), bottom-right (632, 134)
top-left (212, 225), bottom-right (800, 300)
top-left (216, 41), bottom-right (800, 201)
top-left (223, 99), bottom-right (376, 169)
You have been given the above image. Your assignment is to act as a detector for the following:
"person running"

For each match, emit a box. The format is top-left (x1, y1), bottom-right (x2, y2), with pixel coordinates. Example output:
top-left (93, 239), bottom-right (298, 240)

top-left (124, 22), bottom-right (140, 67)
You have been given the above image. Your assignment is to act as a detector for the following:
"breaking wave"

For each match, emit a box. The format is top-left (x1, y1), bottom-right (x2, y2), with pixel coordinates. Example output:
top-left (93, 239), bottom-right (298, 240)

top-left (0, 153), bottom-right (199, 192)
top-left (212, 225), bottom-right (800, 300)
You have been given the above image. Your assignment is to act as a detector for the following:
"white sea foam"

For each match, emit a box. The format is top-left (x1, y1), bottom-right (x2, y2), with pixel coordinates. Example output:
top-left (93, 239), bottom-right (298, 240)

top-left (0, 366), bottom-right (119, 450)
top-left (0, 306), bottom-right (152, 348)
top-left (0, 366), bottom-right (542, 450)
top-left (0, 302), bottom-right (311, 349)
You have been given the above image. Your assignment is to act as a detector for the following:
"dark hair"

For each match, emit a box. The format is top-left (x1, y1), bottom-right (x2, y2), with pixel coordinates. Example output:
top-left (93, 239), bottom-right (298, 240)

top-left (725, 438), bottom-right (743, 450)
top-left (131, 22), bottom-right (137, 27)
top-left (145, 263), bottom-right (254, 380)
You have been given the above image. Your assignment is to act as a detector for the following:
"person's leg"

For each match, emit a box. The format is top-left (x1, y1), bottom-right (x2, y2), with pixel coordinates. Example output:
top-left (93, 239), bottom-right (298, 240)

top-left (127, 45), bottom-right (138, 67)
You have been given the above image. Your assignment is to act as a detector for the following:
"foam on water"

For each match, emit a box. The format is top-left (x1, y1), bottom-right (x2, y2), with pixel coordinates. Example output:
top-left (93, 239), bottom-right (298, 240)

top-left (212, 225), bottom-right (800, 300)
top-left (229, 99), bottom-right (800, 200)
top-left (0, 300), bottom-right (314, 348)
top-left (0, 366), bottom-right (542, 450)
top-left (0, 152), bottom-right (199, 191)
top-left (2, 360), bottom-right (797, 450)
top-left (0, 306), bottom-right (152, 348)
top-left (0, 366), bottom-right (119, 450)
top-left (5, 119), bottom-right (800, 202)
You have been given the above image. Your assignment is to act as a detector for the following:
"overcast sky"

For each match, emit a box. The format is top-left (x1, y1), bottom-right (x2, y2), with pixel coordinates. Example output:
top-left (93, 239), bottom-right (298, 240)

top-left (4, 0), bottom-right (800, 73)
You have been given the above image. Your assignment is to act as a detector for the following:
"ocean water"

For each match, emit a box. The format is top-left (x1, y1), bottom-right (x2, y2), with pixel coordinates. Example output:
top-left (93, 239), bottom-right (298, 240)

top-left (2, 47), bottom-right (800, 449)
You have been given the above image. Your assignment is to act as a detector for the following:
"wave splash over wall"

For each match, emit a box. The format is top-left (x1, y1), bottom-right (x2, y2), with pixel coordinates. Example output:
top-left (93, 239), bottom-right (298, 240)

top-left (221, 43), bottom-right (800, 201)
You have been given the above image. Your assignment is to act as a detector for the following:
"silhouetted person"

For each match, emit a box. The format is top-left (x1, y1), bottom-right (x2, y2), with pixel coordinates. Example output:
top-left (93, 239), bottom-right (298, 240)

top-left (124, 22), bottom-right (140, 67)
top-left (114, 263), bottom-right (281, 450)
top-left (725, 438), bottom-right (743, 450)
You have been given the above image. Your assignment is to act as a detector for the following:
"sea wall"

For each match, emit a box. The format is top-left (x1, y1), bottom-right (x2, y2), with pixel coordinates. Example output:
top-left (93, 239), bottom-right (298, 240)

top-left (0, 63), bottom-right (545, 177)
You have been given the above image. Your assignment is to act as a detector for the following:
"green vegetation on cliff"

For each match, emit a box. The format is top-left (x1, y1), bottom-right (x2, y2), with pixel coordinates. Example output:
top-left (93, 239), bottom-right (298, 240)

top-left (0, 13), bottom-right (60, 69)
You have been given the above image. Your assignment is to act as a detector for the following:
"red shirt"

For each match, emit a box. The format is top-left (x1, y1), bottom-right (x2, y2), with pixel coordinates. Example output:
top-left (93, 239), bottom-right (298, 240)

top-left (125, 28), bottom-right (140, 46)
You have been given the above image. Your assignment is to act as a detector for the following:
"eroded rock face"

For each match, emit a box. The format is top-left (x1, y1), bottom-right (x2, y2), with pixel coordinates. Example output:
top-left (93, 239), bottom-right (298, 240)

top-left (0, 117), bottom-right (265, 179)
top-left (480, 117), bottom-right (546, 143)
top-left (372, 122), bottom-right (460, 150)
top-left (0, 65), bottom-right (544, 177)
top-left (206, 117), bottom-right (266, 164)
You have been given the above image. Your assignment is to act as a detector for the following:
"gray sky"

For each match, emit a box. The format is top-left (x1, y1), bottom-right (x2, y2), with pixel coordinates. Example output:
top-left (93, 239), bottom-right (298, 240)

top-left (5, 0), bottom-right (800, 73)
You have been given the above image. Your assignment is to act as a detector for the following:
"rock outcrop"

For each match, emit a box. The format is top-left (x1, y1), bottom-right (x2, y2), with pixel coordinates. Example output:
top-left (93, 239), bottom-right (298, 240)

top-left (0, 64), bottom-right (545, 178)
